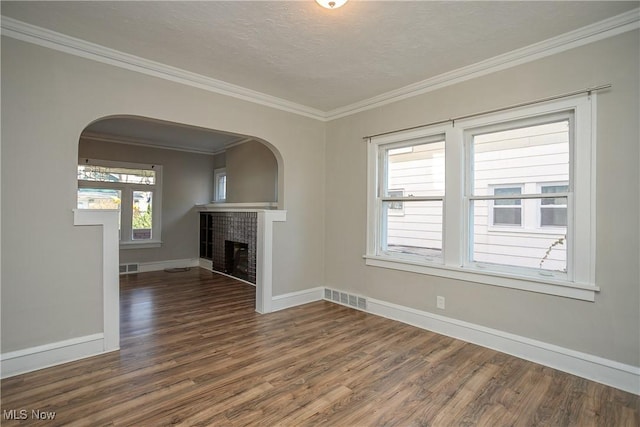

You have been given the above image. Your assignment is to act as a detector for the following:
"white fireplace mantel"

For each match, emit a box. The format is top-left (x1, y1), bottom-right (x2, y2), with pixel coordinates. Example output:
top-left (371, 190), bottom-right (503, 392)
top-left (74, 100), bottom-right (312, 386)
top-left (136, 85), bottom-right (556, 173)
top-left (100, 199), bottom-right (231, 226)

top-left (197, 205), bottom-right (286, 314)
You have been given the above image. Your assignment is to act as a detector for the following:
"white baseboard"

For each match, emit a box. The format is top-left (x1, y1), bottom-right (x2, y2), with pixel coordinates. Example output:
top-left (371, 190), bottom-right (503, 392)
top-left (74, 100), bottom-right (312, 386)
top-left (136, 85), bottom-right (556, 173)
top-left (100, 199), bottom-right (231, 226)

top-left (358, 296), bottom-right (639, 395)
top-left (138, 258), bottom-right (199, 273)
top-left (272, 287), bottom-right (324, 312)
top-left (1, 333), bottom-right (110, 379)
top-left (199, 258), bottom-right (213, 270)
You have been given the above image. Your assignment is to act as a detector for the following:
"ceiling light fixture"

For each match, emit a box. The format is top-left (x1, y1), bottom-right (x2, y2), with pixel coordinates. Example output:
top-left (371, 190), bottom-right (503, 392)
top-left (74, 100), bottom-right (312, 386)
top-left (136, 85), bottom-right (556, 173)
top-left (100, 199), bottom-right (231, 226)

top-left (315, 0), bottom-right (348, 9)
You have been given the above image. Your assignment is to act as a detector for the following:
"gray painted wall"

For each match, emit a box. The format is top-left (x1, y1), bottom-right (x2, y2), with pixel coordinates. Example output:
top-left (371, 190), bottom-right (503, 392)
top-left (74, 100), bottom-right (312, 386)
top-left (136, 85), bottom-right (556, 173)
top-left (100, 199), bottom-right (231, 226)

top-left (1, 28), bottom-right (638, 371)
top-left (78, 139), bottom-right (215, 264)
top-left (324, 30), bottom-right (640, 367)
top-left (225, 140), bottom-right (278, 203)
top-left (1, 36), bottom-right (326, 352)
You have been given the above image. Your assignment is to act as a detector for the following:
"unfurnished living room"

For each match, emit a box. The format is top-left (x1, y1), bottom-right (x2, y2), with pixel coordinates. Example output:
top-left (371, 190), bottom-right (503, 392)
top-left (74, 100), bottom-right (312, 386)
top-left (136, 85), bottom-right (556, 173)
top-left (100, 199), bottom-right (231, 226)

top-left (1, 1), bottom-right (639, 425)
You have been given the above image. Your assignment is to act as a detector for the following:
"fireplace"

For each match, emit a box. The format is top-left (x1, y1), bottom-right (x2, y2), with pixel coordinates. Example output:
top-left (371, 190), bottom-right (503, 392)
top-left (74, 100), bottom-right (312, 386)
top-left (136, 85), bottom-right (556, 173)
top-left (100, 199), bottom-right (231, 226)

top-left (225, 240), bottom-right (249, 281)
top-left (200, 211), bottom-right (257, 284)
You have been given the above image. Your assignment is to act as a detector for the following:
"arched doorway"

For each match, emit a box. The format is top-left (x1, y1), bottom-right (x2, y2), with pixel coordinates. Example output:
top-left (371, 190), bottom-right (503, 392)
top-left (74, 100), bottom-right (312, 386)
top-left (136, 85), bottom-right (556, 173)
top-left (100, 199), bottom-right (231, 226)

top-left (75, 115), bottom-right (285, 350)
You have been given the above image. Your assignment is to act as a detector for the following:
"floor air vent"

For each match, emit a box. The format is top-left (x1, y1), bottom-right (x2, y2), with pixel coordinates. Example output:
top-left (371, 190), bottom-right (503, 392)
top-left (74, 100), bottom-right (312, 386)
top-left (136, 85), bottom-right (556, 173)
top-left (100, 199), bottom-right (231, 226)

top-left (325, 288), bottom-right (367, 312)
top-left (119, 263), bottom-right (139, 275)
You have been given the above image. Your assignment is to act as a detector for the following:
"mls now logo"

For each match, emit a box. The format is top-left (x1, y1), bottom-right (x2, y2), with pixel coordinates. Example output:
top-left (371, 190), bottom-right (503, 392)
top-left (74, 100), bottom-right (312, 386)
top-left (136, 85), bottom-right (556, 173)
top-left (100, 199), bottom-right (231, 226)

top-left (3, 409), bottom-right (56, 420)
top-left (3, 409), bottom-right (28, 420)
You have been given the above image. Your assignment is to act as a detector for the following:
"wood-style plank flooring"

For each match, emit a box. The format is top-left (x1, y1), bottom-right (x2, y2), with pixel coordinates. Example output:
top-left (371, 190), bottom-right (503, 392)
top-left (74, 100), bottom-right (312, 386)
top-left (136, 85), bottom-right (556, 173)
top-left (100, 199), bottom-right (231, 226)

top-left (2, 268), bottom-right (638, 426)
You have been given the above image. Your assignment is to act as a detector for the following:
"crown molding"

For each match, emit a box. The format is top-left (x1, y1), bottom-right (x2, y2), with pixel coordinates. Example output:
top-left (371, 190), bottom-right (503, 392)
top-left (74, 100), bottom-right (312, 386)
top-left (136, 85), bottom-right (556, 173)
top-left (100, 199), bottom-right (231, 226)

top-left (0, 16), bottom-right (327, 121)
top-left (81, 131), bottom-right (224, 155)
top-left (325, 8), bottom-right (640, 120)
top-left (2, 8), bottom-right (638, 122)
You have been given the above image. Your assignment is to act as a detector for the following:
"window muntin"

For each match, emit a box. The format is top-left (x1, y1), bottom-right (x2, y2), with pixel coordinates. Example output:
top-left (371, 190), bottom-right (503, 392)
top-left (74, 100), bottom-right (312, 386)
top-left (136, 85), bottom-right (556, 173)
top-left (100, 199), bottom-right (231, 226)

top-left (77, 160), bottom-right (162, 247)
top-left (366, 95), bottom-right (596, 300)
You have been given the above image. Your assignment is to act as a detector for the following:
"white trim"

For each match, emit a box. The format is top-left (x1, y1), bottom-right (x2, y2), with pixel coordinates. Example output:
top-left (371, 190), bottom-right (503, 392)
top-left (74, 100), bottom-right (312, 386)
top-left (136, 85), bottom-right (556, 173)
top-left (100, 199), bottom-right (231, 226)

top-left (256, 210), bottom-right (287, 313)
top-left (1, 9), bottom-right (637, 121)
top-left (1, 334), bottom-right (106, 378)
top-left (198, 202), bottom-right (278, 211)
top-left (367, 95), bottom-right (597, 301)
top-left (73, 209), bottom-right (120, 352)
top-left (271, 287), bottom-right (324, 312)
top-left (320, 290), bottom-right (638, 395)
top-left (199, 258), bottom-right (213, 270)
top-left (81, 132), bottom-right (221, 156)
top-left (364, 256), bottom-right (597, 301)
top-left (325, 8), bottom-right (640, 120)
top-left (0, 16), bottom-right (326, 121)
top-left (137, 258), bottom-right (199, 273)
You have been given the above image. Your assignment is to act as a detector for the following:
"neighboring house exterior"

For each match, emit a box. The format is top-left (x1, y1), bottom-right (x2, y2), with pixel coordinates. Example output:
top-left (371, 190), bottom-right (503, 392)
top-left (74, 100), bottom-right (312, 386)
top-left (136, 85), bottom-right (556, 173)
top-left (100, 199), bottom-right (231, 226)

top-left (386, 121), bottom-right (568, 272)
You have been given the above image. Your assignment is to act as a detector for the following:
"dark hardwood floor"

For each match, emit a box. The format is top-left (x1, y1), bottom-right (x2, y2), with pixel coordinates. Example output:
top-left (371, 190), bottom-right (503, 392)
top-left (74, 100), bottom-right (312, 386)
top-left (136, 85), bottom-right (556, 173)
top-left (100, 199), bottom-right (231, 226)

top-left (2, 268), bottom-right (638, 426)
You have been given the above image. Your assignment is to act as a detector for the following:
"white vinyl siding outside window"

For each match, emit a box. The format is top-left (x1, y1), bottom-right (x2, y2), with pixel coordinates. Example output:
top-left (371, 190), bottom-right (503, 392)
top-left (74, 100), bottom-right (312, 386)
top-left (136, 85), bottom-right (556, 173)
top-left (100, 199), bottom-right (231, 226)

top-left (366, 94), bottom-right (597, 301)
top-left (77, 159), bottom-right (163, 249)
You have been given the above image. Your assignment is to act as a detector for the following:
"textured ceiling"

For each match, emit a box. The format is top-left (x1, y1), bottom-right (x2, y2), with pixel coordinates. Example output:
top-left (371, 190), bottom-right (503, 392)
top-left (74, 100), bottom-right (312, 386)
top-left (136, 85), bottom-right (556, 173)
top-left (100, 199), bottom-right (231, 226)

top-left (2, 1), bottom-right (637, 112)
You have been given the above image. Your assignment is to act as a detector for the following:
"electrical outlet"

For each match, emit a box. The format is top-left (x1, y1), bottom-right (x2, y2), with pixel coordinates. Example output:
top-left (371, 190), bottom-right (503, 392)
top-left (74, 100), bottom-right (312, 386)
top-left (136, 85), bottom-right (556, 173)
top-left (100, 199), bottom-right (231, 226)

top-left (436, 296), bottom-right (445, 310)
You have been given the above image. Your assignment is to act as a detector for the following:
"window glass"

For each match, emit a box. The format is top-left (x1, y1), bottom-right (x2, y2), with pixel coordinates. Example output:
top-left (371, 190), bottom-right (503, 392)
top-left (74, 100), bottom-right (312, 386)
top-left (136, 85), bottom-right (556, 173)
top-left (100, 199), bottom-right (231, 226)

top-left (492, 187), bottom-right (522, 226)
top-left (385, 141), bottom-right (445, 197)
top-left (470, 120), bottom-right (569, 272)
top-left (472, 121), bottom-right (569, 196)
top-left (78, 165), bottom-right (155, 185)
top-left (541, 184), bottom-right (568, 227)
top-left (132, 191), bottom-right (153, 240)
top-left (383, 200), bottom-right (443, 260)
top-left (380, 137), bottom-right (445, 263)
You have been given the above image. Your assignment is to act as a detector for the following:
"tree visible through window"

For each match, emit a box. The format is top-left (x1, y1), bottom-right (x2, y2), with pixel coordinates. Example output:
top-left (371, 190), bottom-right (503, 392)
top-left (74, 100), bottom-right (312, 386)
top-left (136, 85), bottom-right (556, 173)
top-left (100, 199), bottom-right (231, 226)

top-left (78, 160), bottom-right (162, 246)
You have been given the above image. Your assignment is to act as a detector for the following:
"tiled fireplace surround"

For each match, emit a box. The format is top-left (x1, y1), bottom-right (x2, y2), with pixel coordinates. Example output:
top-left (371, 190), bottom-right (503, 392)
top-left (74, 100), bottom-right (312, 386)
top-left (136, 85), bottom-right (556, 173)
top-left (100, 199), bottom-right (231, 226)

top-left (208, 212), bottom-right (257, 284)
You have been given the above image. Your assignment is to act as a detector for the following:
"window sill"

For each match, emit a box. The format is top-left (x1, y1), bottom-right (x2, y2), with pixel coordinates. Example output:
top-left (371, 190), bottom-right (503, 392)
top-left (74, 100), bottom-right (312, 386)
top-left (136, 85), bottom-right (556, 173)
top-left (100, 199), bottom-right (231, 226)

top-left (363, 255), bottom-right (598, 301)
top-left (120, 241), bottom-right (162, 250)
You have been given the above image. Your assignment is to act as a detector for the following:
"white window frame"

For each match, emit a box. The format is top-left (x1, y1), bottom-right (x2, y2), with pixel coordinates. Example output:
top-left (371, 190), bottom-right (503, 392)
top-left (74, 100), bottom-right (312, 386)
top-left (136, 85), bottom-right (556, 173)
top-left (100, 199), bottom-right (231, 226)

top-left (214, 168), bottom-right (227, 202)
top-left (368, 128), bottom-right (448, 265)
top-left (365, 94), bottom-right (597, 301)
top-left (78, 159), bottom-right (163, 249)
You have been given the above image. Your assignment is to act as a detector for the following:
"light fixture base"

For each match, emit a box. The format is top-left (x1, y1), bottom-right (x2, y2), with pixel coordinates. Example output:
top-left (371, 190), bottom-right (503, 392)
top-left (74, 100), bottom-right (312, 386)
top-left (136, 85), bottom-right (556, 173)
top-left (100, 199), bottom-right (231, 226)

top-left (315, 0), bottom-right (348, 10)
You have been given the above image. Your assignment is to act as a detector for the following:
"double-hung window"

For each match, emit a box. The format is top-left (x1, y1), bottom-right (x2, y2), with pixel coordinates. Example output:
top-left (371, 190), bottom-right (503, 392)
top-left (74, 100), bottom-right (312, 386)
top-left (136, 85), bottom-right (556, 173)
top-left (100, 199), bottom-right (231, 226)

top-left (366, 94), bottom-right (597, 300)
top-left (77, 159), bottom-right (163, 248)
top-left (371, 131), bottom-right (446, 264)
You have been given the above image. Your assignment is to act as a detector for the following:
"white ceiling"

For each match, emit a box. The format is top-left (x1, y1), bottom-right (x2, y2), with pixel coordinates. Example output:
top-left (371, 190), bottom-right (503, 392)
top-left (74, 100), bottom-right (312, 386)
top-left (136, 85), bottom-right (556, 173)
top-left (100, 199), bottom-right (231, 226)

top-left (2, 1), bottom-right (637, 113)
top-left (2, 1), bottom-right (637, 153)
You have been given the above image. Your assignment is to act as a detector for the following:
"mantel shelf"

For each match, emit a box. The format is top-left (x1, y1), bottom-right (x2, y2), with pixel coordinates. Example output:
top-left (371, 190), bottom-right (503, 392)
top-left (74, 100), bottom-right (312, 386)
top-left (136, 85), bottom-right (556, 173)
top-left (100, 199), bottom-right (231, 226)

top-left (197, 202), bottom-right (278, 212)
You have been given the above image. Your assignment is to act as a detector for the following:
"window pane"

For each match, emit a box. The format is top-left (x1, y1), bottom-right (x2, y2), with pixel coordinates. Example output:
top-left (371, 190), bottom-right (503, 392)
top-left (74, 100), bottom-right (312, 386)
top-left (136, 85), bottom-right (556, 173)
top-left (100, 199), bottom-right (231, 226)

top-left (493, 206), bottom-right (522, 225)
top-left (217, 175), bottom-right (227, 200)
top-left (494, 187), bottom-right (522, 206)
top-left (132, 191), bottom-right (153, 240)
top-left (78, 165), bottom-right (155, 185)
top-left (541, 206), bottom-right (567, 227)
top-left (541, 184), bottom-right (568, 205)
top-left (77, 188), bottom-right (122, 238)
top-left (472, 200), bottom-right (566, 272)
top-left (382, 200), bottom-right (443, 261)
top-left (385, 140), bottom-right (445, 197)
top-left (77, 188), bottom-right (121, 210)
top-left (473, 121), bottom-right (569, 196)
